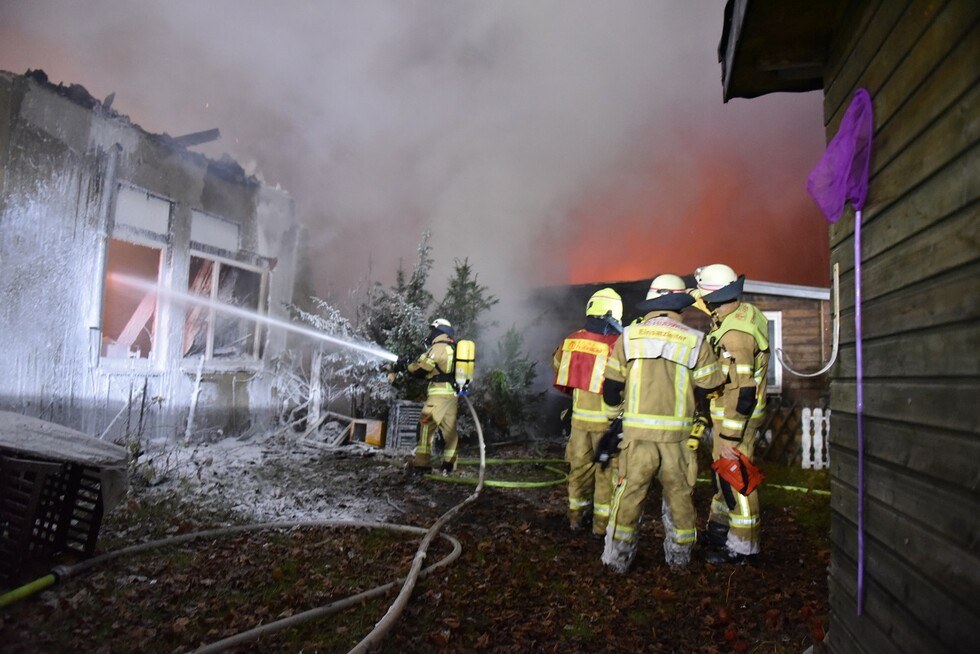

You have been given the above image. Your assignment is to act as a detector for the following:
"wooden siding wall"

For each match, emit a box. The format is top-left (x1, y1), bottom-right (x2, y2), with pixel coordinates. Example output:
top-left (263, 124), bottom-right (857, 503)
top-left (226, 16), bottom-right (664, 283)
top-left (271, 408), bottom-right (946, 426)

top-left (823, 1), bottom-right (979, 652)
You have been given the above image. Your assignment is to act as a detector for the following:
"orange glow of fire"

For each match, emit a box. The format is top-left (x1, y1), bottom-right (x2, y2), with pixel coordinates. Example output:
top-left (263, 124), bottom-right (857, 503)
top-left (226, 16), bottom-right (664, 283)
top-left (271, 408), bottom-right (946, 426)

top-left (551, 150), bottom-right (829, 287)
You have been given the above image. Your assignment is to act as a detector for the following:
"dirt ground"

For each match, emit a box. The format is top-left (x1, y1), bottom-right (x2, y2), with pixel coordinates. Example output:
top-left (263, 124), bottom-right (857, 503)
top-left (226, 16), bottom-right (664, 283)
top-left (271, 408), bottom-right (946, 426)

top-left (0, 434), bottom-right (830, 653)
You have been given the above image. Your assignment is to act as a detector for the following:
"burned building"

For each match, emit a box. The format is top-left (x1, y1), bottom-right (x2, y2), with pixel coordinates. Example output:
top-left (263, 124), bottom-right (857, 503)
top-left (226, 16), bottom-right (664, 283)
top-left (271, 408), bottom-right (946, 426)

top-left (0, 70), bottom-right (303, 442)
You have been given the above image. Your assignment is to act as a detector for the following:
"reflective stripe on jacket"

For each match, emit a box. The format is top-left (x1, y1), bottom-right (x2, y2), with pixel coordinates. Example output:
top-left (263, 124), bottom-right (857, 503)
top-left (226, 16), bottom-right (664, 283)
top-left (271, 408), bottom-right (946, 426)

top-left (408, 334), bottom-right (456, 396)
top-left (604, 312), bottom-right (725, 443)
top-left (708, 302), bottom-right (770, 437)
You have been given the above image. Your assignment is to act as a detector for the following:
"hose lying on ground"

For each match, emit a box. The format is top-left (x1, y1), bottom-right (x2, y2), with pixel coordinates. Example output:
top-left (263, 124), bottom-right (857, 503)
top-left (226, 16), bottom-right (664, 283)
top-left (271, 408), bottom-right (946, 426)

top-left (427, 457), bottom-right (568, 488)
top-left (346, 394), bottom-right (487, 654)
top-left (2, 395), bottom-right (488, 653)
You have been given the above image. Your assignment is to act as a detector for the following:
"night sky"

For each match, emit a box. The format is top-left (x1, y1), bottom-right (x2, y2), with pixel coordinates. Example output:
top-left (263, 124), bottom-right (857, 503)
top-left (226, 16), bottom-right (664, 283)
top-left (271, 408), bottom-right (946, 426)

top-left (0, 1), bottom-right (830, 319)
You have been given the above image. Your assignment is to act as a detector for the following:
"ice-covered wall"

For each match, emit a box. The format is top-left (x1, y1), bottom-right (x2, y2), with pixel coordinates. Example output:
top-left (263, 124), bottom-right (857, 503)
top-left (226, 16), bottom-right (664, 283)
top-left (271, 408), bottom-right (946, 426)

top-left (0, 71), bottom-right (300, 444)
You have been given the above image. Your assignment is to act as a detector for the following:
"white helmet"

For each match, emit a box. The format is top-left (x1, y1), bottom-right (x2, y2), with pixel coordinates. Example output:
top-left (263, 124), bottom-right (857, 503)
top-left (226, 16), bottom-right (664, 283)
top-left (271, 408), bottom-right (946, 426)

top-left (637, 273), bottom-right (694, 312)
top-left (695, 264), bottom-right (744, 303)
top-left (430, 318), bottom-right (455, 339)
top-left (646, 274), bottom-right (687, 298)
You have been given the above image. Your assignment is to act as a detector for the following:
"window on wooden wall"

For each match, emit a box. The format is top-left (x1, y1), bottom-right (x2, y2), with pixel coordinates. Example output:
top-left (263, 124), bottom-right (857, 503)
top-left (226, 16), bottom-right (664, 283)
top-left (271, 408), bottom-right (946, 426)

top-left (183, 255), bottom-right (265, 361)
top-left (101, 187), bottom-right (170, 361)
top-left (763, 310), bottom-right (783, 394)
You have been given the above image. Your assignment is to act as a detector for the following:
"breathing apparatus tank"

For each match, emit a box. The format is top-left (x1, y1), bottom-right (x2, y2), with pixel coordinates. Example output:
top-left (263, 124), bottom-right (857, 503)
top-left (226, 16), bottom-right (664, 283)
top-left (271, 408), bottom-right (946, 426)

top-left (454, 339), bottom-right (476, 394)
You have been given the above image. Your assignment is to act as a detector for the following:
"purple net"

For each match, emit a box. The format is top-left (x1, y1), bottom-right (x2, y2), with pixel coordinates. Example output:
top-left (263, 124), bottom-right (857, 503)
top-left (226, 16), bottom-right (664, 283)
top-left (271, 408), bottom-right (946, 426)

top-left (806, 88), bottom-right (873, 223)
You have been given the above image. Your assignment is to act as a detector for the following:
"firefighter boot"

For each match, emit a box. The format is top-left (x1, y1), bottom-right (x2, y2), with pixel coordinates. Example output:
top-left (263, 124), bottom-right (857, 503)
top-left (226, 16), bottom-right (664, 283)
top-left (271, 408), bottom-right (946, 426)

top-left (569, 508), bottom-right (593, 532)
top-left (698, 521), bottom-right (729, 549)
top-left (705, 547), bottom-right (758, 566)
top-left (405, 461), bottom-right (431, 477)
top-left (601, 536), bottom-right (638, 574)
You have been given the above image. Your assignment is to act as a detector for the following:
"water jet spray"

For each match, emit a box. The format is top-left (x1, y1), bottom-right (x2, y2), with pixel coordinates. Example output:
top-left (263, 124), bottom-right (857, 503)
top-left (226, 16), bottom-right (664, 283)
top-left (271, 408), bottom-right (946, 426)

top-left (110, 273), bottom-right (397, 362)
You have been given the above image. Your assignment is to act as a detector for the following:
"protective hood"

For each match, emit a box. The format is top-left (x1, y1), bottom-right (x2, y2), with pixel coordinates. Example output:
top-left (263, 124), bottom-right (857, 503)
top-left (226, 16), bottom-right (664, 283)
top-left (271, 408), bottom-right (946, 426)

top-left (585, 314), bottom-right (623, 335)
top-left (636, 292), bottom-right (695, 314)
top-left (701, 274), bottom-right (745, 305)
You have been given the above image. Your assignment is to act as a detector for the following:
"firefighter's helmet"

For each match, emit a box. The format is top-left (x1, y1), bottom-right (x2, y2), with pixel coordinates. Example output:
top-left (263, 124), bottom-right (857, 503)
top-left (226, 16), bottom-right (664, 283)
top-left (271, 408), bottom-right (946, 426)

top-left (637, 274), bottom-right (694, 312)
top-left (585, 288), bottom-right (623, 322)
top-left (430, 318), bottom-right (455, 339)
top-left (696, 263), bottom-right (745, 304)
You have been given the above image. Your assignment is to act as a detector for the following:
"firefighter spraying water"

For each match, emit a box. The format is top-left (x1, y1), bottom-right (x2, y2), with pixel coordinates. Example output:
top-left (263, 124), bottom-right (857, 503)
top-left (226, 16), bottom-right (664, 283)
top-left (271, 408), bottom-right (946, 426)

top-left (389, 318), bottom-right (476, 477)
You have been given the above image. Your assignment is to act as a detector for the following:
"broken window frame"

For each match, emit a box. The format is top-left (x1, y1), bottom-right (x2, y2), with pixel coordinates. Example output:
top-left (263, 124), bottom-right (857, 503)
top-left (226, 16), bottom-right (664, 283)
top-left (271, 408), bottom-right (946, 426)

top-left (99, 186), bottom-right (172, 368)
top-left (182, 246), bottom-right (269, 367)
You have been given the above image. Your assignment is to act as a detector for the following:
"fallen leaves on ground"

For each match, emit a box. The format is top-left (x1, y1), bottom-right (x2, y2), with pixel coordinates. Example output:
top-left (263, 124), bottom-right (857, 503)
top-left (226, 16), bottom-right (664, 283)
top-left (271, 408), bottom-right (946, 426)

top-left (0, 444), bottom-right (829, 653)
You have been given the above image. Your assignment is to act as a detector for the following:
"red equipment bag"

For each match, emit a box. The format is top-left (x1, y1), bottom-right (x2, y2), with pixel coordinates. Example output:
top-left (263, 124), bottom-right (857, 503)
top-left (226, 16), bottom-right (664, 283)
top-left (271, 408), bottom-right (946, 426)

top-left (711, 451), bottom-right (765, 497)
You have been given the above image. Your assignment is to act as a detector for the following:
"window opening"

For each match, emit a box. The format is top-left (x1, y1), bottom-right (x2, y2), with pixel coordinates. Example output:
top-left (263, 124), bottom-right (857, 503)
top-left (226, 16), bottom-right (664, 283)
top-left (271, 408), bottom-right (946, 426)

top-left (183, 255), bottom-right (264, 360)
top-left (763, 310), bottom-right (783, 394)
top-left (101, 239), bottom-right (162, 359)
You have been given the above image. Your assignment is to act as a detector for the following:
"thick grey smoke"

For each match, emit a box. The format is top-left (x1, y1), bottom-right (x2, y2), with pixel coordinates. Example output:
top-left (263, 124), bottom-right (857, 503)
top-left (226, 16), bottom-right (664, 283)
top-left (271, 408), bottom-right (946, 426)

top-left (0, 1), bottom-right (828, 327)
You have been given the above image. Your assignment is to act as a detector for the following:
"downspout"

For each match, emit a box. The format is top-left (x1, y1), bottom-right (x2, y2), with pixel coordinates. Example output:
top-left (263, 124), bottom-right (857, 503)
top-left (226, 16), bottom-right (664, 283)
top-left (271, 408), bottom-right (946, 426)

top-left (89, 145), bottom-right (121, 366)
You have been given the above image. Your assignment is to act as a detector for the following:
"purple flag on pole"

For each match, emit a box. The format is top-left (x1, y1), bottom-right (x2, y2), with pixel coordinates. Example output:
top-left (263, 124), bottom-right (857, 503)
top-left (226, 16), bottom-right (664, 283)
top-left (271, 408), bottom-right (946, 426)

top-left (806, 88), bottom-right (874, 223)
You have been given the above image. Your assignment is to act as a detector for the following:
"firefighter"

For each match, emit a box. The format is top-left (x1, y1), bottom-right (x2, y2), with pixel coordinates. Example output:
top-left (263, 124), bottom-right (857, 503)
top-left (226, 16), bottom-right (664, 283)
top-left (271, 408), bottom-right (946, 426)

top-left (693, 264), bottom-right (770, 564)
top-left (394, 318), bottom-right (460, 476)
top-left (551, 287), bottom-right (623, 535)
top-left (601, 275), bottom-right (725, 573)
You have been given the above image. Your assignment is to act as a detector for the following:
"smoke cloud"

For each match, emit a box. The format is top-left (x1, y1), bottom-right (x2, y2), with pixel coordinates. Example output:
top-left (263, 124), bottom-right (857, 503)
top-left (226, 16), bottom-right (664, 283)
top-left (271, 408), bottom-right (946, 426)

top-left (0, 1), bottom-right (829, 326)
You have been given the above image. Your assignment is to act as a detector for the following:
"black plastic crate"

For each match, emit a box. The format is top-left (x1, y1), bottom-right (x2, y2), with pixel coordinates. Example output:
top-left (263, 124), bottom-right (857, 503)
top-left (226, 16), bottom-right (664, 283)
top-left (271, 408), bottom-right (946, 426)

top-left (387, 400), bottom-right (422, 451)
top-left (0, 454), bottom-right (105, 587)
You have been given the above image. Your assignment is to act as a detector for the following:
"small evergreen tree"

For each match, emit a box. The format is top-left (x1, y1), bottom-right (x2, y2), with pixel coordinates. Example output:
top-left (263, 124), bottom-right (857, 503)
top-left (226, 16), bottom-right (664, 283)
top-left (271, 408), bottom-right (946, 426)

top-left (357, 231), bottom-right (434, 357)
top-left (472, 325), bottom-right (544, 440)
top-left (433, 258), bottom-right (499, 342)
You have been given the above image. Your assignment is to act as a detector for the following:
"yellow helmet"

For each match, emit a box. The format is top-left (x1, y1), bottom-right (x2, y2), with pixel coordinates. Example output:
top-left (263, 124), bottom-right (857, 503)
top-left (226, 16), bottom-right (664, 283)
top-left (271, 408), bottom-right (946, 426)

top-left (586, 287), bottom-right (623, 322)
top-left (695, 264), bottom-right (744, 303)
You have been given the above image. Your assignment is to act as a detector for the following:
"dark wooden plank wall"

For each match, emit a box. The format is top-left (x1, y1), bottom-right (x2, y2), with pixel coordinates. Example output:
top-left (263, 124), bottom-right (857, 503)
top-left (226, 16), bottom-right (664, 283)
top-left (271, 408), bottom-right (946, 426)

top-left (822, 1), bottom-right (980, 652)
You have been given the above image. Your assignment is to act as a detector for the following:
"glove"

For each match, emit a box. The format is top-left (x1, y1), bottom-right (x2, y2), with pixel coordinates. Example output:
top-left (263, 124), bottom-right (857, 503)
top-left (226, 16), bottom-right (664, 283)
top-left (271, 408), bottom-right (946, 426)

top-left (594, 418), bottom-right (623, 471)
top-left (686, 413), bottom-right (709, 451)
top-left (392, 354), bottom-right (411, 373)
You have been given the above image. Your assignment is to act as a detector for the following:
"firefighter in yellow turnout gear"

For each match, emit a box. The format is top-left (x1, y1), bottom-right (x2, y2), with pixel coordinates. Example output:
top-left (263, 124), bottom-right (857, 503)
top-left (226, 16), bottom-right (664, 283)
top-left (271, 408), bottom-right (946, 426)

top-left (601, 276), bottom-right (725, 573)
top-left (551, 288), bottom-right (623, 535)
top-left (397, 318), bottom-right (461, 476)
top-left (693, 264), bottom-right (770, 564)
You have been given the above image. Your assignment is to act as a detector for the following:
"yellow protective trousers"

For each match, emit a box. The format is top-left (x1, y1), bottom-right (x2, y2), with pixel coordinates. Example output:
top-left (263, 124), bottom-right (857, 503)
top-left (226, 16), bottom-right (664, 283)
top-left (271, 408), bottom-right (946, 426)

top-left (604, 438), bottom-right (697, 570)
top-left (708, 421), bottom-right (761, 555)
top-left (565, 426), bottom-right (617, 535)
top-left (413, 388), bottom-right (459, 470)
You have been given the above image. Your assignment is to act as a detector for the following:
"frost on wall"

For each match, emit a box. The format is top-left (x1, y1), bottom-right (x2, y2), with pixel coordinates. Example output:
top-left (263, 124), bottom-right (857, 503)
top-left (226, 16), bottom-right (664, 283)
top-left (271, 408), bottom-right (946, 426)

top-left (0, 71), bottom-right (300, 444)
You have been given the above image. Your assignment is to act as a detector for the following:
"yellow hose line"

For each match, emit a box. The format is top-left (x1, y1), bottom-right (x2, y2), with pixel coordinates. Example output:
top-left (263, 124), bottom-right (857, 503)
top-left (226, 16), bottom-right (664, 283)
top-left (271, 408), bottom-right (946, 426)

top-left (426, 458), bottom-right (569, 488)
top-left (0, 574), bottom-right (56, 609)
top-left (695, 477), bottom-right (830, 495)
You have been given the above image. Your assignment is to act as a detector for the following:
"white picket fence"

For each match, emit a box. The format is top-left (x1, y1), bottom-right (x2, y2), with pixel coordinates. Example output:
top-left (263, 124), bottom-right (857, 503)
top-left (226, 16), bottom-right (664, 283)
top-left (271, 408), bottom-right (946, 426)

top-left (801, 407), bottom-right (831, 469)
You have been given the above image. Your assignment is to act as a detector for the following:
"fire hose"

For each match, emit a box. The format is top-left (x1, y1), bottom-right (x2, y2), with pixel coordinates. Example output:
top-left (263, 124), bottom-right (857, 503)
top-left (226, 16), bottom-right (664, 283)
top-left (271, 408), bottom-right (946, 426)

top-left (426, 457), bottom-right (568, 488)
top-left (0, 395), bottom-right (489, 654)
